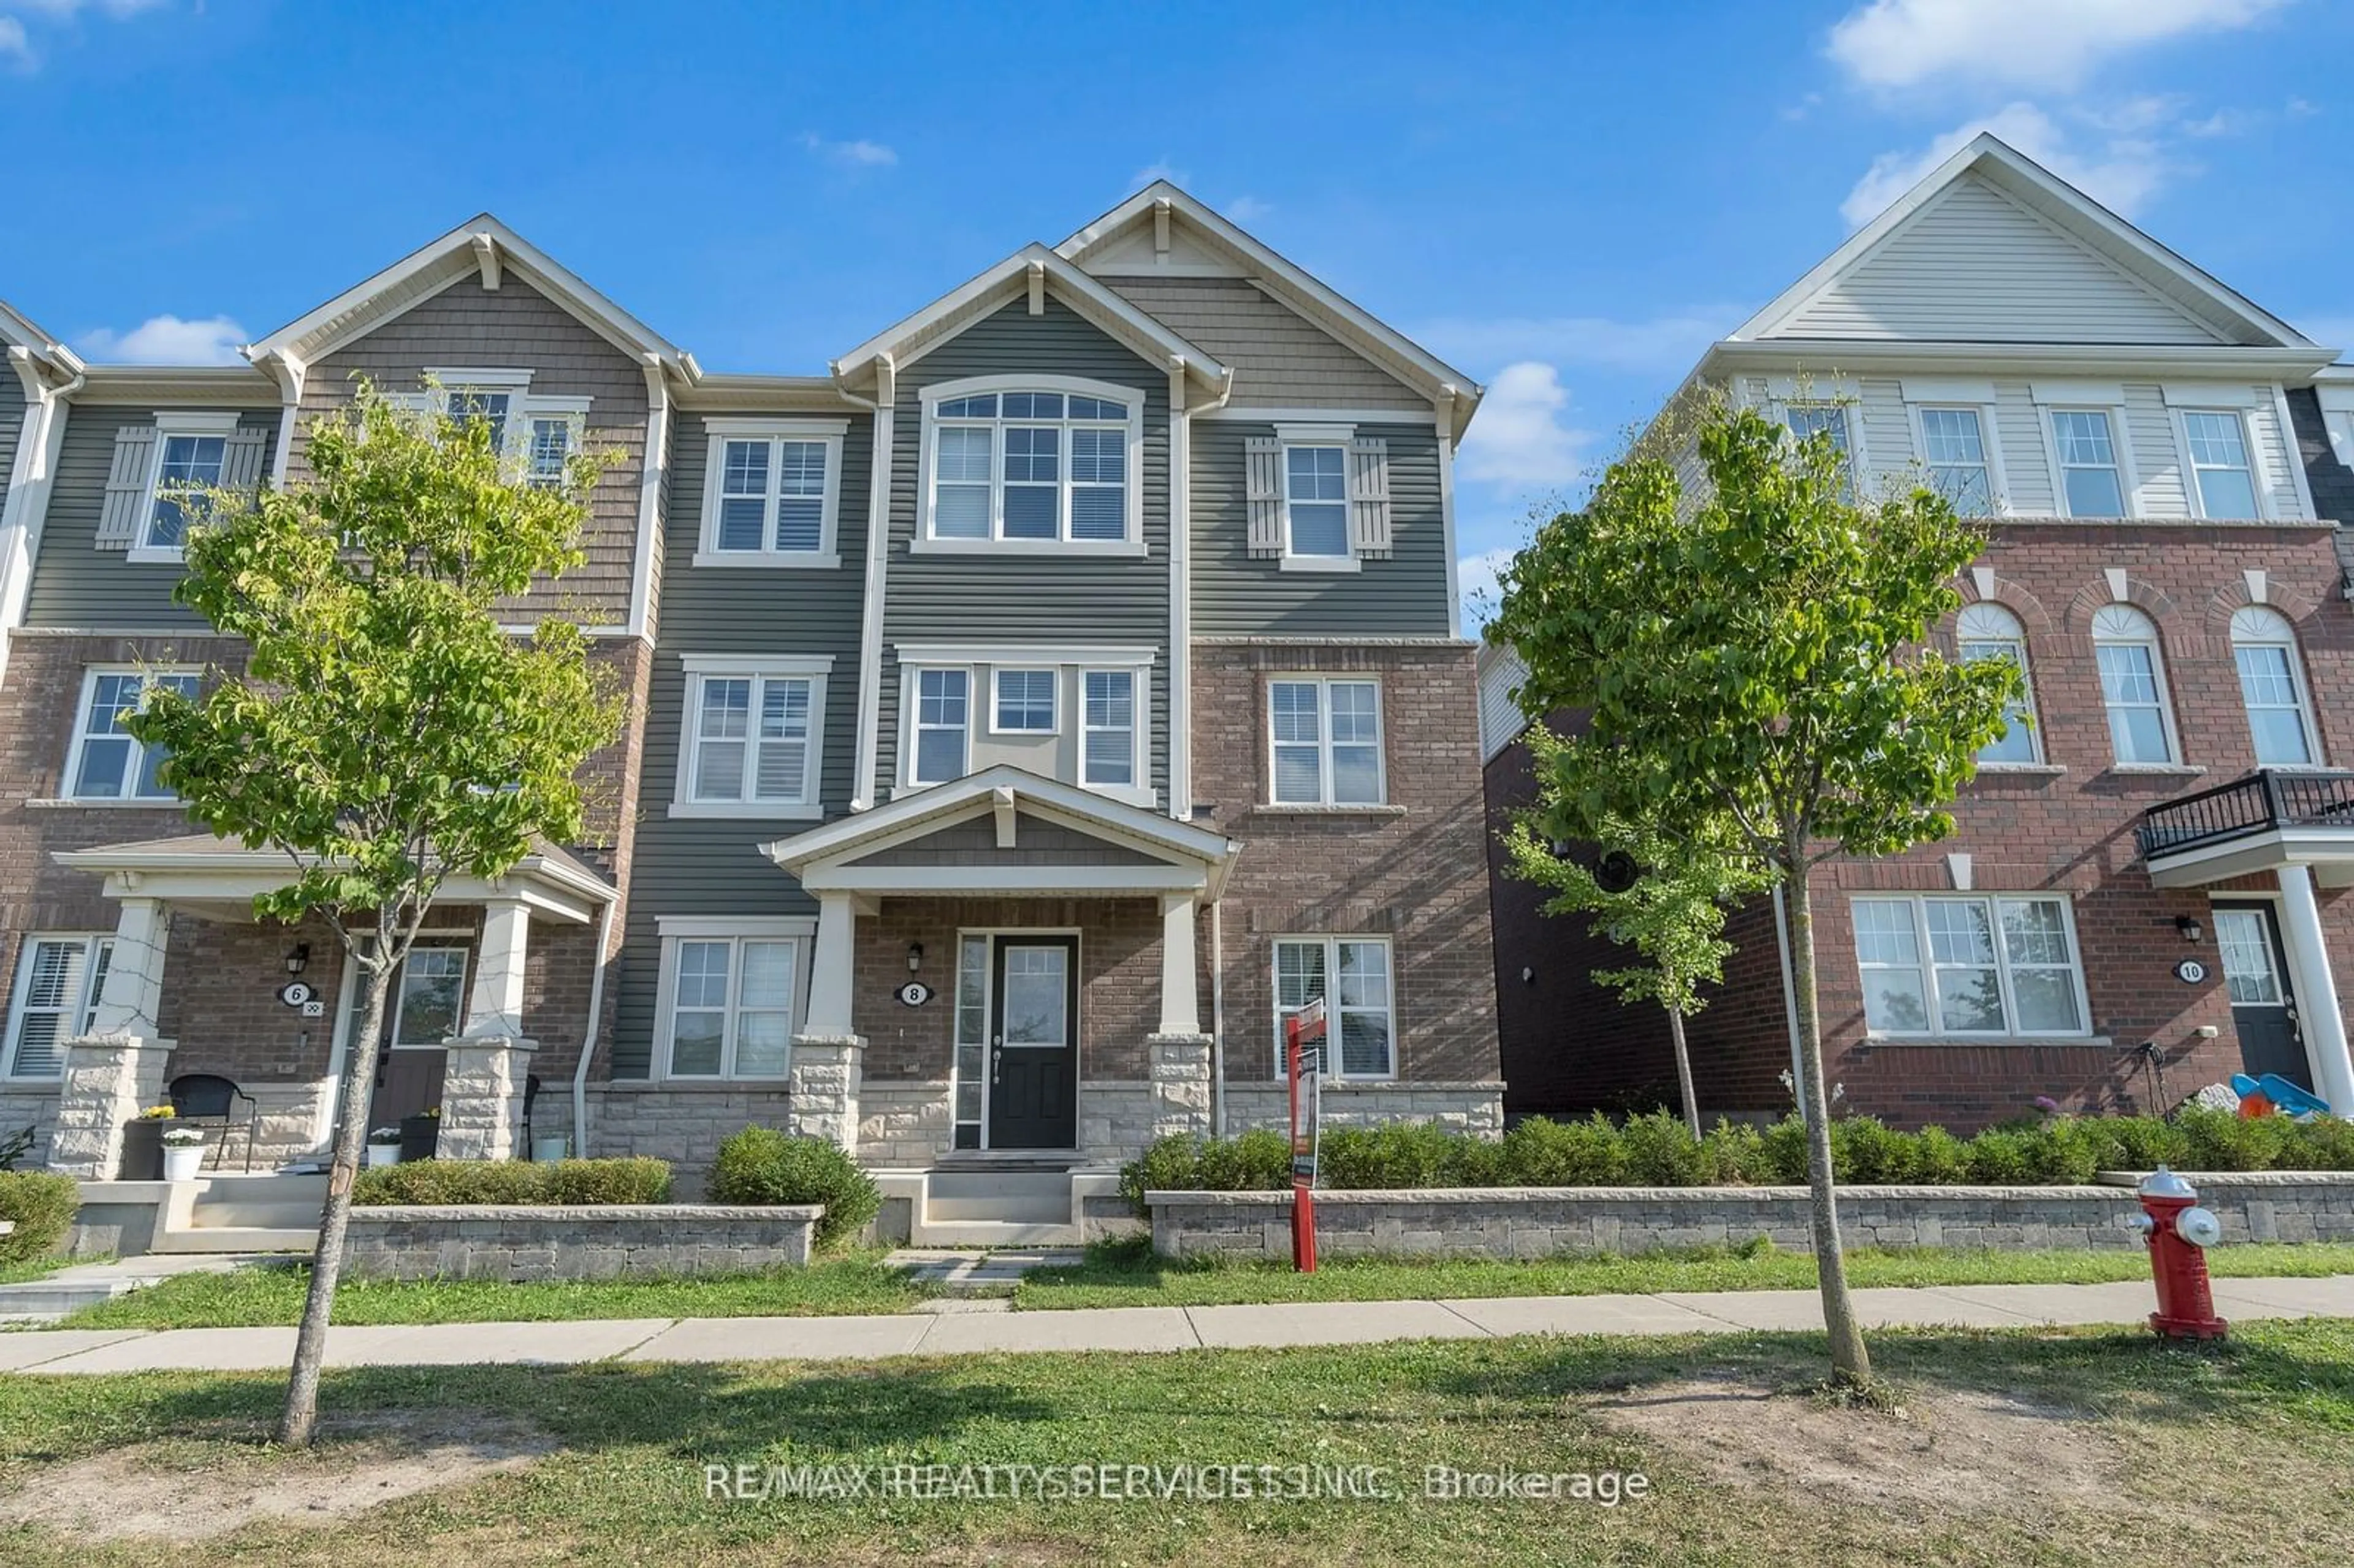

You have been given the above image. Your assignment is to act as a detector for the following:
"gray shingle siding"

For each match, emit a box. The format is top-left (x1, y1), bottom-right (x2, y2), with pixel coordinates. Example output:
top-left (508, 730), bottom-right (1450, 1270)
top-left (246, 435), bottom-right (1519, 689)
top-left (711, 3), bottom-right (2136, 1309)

top-left (1190, 419), bottom-right (1453, 636)
top-left (609, 409), bottom-right (874, 1078)
top-left (1100, 276), bottom-right (1426, 411)
top-left (24, 406), bottom-right (281, 628)
top-left (878, 299), bottom-right (1171, 802)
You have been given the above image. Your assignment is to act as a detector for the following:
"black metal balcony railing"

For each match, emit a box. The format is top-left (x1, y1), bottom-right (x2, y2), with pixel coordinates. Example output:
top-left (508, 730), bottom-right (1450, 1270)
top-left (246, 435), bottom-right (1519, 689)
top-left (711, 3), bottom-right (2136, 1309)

top-left (2135, 770), bottom-right (2354, 860)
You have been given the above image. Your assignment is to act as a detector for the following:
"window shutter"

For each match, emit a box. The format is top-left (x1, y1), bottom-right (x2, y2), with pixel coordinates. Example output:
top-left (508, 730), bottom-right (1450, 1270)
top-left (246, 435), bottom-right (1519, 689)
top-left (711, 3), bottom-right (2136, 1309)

top-left (1348, 437), bottom-right (1392, 558)
top-left (221, 426), bottom-right (269, 493)
top-left (1245, 436), bottom-right (1284, 557)
top-left (94, 426), bottom-right (159, 551)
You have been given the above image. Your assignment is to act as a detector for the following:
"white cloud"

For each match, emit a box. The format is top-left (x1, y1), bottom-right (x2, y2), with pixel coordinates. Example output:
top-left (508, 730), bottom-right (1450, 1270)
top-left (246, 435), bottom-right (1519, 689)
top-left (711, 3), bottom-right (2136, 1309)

top-left (1840, 101), bottom-right (2167, 226)
top-left (1455, 363), bottom-right (1594, 489)
top-left (1457, 547), bottom-right (1517, 631)
top-left (76, 313), bottom-right (248, 365)
top-left (1828, 0), bottom-right (2287, 92)
top-left (0, 18), bottom-right (28, 65)
top-left (1414, 309), bottom-right (1741, 380)
top-left (0, 0), bottom-right (166, 70)
top-left (1225, 195), bottom-right (1274, 223)
top-left (800, 134), bottom-right (896, 169)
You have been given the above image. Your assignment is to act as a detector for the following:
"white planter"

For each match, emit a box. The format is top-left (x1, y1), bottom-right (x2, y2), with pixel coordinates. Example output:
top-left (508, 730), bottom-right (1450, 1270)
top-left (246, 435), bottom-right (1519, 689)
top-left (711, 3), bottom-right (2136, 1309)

top-left (367, 1143), bottom-right (400, 1167)
top-left (161, 1143), bottom-right (205, 1182)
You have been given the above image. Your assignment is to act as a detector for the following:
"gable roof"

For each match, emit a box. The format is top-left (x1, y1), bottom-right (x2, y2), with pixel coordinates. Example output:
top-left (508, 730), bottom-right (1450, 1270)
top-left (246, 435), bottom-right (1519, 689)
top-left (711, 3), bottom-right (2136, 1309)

top-left (0, 298), bottom-right (83, 387)
top-left (829, 243), bottom-right (1229, 398)
top-left (1727, 134), bottom-right (2321, 356)
top-left (245, 214), bottom-right (699, 381)
top-left (1057, 183), bottom-right (1482, 437)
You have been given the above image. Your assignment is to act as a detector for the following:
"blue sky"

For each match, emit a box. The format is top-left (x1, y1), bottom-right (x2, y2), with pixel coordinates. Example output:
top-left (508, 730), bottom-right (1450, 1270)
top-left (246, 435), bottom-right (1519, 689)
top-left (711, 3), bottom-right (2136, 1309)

top-left (6, 1), bottom-right (2350, 624)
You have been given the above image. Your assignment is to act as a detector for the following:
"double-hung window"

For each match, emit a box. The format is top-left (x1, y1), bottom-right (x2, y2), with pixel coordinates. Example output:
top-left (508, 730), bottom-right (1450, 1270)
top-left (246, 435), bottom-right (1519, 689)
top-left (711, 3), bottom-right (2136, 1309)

top-left (2179, 409), bottom-right (2261, 519)
top-left (1957, 603), bottom-right (2040, 764)
top-left (1852, 894), bottom-right (2089, 1038)
top-left (1081, 669), bottom-right (1136, 787)
top-left (2049, 409), bottom-right (2127, 516)
top-left (1270, 677), bottom-right (1383, 805)
top-left (911, 668), bottom-right (972, 785)
top-left (2090, 604), bottom-right (2179, 766)
top-left (698, 419), bottom-right (847, 565)
top-left (409, 370), bottom-right (589, 494)
top-left (1274, 937), bottom-right (1396, 1079)
top-left (2230, 606), bottom-right (2320, 767)
top-left (1783, 404), bottom-right (1854, 495)
top-left (1918, 407), bottom-right (1994, 516)
top-left (1285, 445), bottom-right (1350, 558)
top-left (674, 657), bottom-right (830, 818)
top-left (67, 667), bottom-right (200, 800)
top-left (3, 935), bottom-right (113, 1079)
top-left (921, 381), bottom-right (1140, 548)
top-left (659, 923), bottom-right (804, 1079)
top-left (144, 428), bottom-right (230, 552)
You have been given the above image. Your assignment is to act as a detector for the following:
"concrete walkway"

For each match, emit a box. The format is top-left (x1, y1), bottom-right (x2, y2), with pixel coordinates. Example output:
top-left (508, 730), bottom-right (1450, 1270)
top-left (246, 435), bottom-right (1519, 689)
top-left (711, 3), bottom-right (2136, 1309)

top-left (5, 1273), bottom-right (2349, 1375)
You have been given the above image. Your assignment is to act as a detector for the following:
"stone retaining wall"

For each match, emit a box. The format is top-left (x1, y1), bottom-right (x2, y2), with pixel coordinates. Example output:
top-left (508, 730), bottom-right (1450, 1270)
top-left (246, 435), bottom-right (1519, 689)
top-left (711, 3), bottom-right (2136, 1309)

top-left (343, 1203), bottom-right (821, 1280)
top-left (1146, 1173), bottom-right (2354, 1259)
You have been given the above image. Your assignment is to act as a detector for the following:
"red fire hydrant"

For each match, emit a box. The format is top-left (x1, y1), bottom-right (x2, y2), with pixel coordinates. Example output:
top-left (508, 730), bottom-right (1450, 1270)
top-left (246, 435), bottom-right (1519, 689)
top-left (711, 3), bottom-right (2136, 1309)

top-left (2125, 1166), bottom-right (2228, 1341)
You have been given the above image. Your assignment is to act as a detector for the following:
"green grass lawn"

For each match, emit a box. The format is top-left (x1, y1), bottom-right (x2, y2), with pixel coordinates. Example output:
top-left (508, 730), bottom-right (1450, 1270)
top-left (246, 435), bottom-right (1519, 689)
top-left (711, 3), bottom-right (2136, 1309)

top-left (2, 1321), bottom-right (2352, 1565)
top-left (1010, 1235), bottom-right (2354, 1310)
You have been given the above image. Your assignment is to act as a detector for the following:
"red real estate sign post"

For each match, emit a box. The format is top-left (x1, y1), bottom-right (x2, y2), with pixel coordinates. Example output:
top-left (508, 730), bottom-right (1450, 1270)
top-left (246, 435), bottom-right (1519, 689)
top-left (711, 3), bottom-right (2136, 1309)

top-left (1286, 997), bottom-right (1326, 1273)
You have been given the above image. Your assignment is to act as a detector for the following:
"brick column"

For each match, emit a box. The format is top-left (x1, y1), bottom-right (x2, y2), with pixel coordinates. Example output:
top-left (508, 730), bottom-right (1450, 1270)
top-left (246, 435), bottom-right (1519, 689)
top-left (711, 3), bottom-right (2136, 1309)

top-left (437, 1037), bottom-right (536, 1161)
top-left (47, 897), bottom-right (176, 1179)
top-left (788, 892), bottom-right (864, 1150)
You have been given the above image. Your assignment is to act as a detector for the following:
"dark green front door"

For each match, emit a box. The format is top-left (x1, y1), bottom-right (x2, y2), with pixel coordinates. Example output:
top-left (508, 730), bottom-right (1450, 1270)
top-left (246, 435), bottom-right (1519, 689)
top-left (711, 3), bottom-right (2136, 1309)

top-left (987, 936), bottom-right (1078, 1149)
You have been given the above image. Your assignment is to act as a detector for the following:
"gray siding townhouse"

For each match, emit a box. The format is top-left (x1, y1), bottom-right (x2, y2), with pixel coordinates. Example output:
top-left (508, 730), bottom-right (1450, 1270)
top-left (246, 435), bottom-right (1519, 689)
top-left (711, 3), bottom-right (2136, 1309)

top-left (0, 189), bottom-right (1504, 1236)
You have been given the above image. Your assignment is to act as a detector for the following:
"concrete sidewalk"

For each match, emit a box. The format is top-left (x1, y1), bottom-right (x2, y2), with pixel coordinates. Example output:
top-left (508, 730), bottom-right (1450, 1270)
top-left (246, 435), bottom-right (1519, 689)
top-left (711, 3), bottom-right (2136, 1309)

top-left (5, 1274), bottom-right (2350, 1375)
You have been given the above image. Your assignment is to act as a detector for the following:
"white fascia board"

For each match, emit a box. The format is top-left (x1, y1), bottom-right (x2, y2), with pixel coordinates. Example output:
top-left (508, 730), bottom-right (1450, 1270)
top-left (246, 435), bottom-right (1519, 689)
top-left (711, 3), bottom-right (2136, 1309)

top-left (678, 652), bottom-right (836, 674)
top-left (656, 914), bottom-right (818, 938)
top-left (1701, 340), bottom-right (2339, 381)
top-left (893, 642), bottom-right (1156, 668)
top-left (799, 864), bottom-right (1208, 896)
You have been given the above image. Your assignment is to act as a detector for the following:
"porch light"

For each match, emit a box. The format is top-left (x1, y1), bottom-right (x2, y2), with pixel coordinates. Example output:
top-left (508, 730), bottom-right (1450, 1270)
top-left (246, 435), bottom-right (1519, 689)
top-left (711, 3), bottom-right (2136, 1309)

top-left (2176, 916), bottom-right (2203, 944)
top-left (907, 943), bottom-right (924, 973)
top-left (284, 942), bottom-right (311, 976)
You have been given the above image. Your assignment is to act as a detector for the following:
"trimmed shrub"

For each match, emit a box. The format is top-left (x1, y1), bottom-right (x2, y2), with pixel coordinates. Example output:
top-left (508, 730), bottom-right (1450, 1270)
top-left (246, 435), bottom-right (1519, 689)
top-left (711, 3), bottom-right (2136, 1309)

top-left (541, 1157), bottom-right (672, 1205)
top-left (1197, 1128), bottom-right (1291, 1192)
top-left (1830, 1116), bottom-right (1914, 1183)
top-left (1963, 1128), bottom-right (2035, 1184)
top-left (0, 1170), bottom-right (79, 1263)
top-left (706, 1126), bottom-right (879, 1247)
top-left (2289, 1115), bottom-right (2354, 1170)
top-left (1619, 1110), bottom-right (1709, 1186)
top-left (1503, 1113), bottom-right (1626, 1185)
top-left (2176, 1105), bottom-right (2294, 1172)
top-left (352, 1157), bottom-right (672, 1208)
top-left (1908, 1125), bottom-right (1974, 1185)
top-left (1699, 1119), bottom-right (1771, 1185)
top-left (1761, 1116), bottom-right (1813, 1184)
top-left (1121, 1135), bottom-right (1204, 1211)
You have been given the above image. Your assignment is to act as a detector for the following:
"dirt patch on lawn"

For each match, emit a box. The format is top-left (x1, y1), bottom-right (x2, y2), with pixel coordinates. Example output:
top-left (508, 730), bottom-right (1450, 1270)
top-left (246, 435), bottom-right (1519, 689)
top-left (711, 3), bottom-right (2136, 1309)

top-left (1596, 1376), bottom-right (2126, 1520)
top-left (0, 1410), bottom-right (554, 1540)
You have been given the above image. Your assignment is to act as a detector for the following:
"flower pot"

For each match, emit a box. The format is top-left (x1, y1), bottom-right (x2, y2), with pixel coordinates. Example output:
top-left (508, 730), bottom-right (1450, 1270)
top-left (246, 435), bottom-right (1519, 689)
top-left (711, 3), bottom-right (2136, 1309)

top-left (119, 1117), bottom-right (165, 1180)
top-left (366, 1142), bottom-right (400, 1167)
top-left (398, 1113), bottom-right (440, 1163)
top-left (161, 1142), bottom-right (205, 1182)
top-left (531, 1134), bottom-right (569, 1163)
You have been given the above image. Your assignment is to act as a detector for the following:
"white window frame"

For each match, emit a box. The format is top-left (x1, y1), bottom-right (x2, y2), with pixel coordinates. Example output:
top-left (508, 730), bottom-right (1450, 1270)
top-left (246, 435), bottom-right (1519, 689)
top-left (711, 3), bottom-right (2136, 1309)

top-left (669, 655), bottom-right (832, 820)
top-left (411, 368), bottom-right (590, 495)
top-left (2090, 603), bottom-right (2183, 768)
top-left (1271, 935), bottom-right (1398, 1081)
top-left (914, 374), bottom-right (1146, 556)
top-left (1851, 894), bottom-right (2093, 1041)
top-left (1267, 675), bottom-right (1386, 808)
top-left (1079, 667), bottom-right (1139, 791)
top-left (1275, 422), bottom-right (1360, 573)
top-left (2, 934), bottom-right (113, 1080)
top-left (64, 665), bottom-right (201, 802)
top-left (652, 916), bottom-right (816, 1083)
top-left (693, 417), bottom-right (848, 568)
top-left (2171, 406), bottom-right (2269, 521)
top-left (1956, 602), bottom-right (2041, 766)
top-left (129, 410), bottom-right (242, 564)
top-left (2033, 388), bottom-right (2137, 519)
top-left (1908, 402), bottom-right (2008, 517)
top-left (2228, 605), bottom-right (2323, 769)
top-left (989, 668), bottom-right (1059, 736)
top-left (906, 665), bottom-right (974, 787)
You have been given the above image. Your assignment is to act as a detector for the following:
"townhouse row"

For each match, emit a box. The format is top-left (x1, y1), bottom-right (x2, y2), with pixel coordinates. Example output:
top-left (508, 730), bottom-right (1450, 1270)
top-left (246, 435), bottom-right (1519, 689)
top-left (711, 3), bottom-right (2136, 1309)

top-left (0, 189), bottom-right (1502, 1203)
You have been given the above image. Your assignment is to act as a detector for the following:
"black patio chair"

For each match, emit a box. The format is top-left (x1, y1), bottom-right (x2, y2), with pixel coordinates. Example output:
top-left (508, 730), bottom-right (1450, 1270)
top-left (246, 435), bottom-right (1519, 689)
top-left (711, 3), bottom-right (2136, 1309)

top-left (168, 1073), bottom-right (259, 1173)
top-left (522, 1073), bottom-right (544, 1158)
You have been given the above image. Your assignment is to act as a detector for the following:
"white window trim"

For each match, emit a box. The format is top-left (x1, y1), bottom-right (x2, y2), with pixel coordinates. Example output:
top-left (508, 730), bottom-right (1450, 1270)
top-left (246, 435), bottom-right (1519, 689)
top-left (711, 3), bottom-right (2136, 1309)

top-left (64, 665), bottom-right (200, 802)
top-left (1266, 674), bottom-right (1387, 808)
top-left (1905, 400), bottom-right (2010, 518)
top-left (1274, 422), bottom-right (1361, 573)
top-left (894, 649), bottom-right (1156, 805)
top-left (693, 417), bottom-right (849, 569)
top-left (2169, 405), bottom-right (2272, 521)
top-left (409, 368), bottom-right (592, 495)
top-left (1957, 604), bottom-right (2043, 767)
top-left (128, 411), bottom-right (244, 564)
top-left (905, 664), bottom-right (975, 788)
top-left (2036, 396), bottom-right (2139, 519)
top-left (2090, 605), bottom-right (2184, 769)
top-left (913, 373), bottom-right (1147, 556)
top-left (1271, 934), bottom-right (1398, 1081)
top-left (1777, 400), bottom-right (1868, 495)
top-left (2228, 609), bottom-right (2325, 770)
top-left (1078, 665), bottom-right (1152, 805)
top-left (989, 668), bottom-right (1059, 736)
top-left (650, 924), bottom-right (815, 1083)
top-left (1852, 894), bottom-right (2094, 1042)
top-left (669, 654), bottom-right (833, 820)
top-left (2, 933), bottom-right (113, 1081)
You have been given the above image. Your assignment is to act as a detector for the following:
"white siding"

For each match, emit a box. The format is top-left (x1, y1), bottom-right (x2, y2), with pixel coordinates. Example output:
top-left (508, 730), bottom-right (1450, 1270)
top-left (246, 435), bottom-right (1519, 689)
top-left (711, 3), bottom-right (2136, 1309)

top-left (1857, 377), bottom-right (1913, 498)
top-left (1773, 177), bottom-right (2224, 345)
top-left (1991, 382), bottom-right (2056, 514)
top-left (1478, 645), bottom-right (1530, 761)
top-left (2122, 384), bottom-right (2190, 517)
top-left (2251, 392), bottom-right (2306, 519)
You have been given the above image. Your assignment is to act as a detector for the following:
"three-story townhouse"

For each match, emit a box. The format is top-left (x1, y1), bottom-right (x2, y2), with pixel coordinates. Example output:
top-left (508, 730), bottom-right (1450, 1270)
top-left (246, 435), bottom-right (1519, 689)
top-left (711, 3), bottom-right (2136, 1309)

top-left (1485, 134), bottom-right (2354, 1132)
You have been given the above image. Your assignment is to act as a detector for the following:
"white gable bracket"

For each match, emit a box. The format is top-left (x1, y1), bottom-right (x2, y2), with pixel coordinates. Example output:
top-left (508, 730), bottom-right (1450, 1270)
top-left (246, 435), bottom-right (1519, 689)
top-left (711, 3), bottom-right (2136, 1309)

top-left (471, 234), bottom-right (503, 291)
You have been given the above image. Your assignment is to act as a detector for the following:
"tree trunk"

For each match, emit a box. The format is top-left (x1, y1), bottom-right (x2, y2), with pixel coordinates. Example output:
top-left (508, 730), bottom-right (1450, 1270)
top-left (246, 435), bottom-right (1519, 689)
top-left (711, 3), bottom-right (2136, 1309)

top-left (1785, 866), bottom-right (1872, 1387)
top-left (279, 946), bottom-right (394, 1447)
top-left (1665, 1004), bottom-right (1701, 1140)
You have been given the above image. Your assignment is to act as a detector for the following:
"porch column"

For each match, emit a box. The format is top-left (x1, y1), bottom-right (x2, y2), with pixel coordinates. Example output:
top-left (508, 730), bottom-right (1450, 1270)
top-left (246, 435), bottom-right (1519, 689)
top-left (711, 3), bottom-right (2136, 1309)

top-left (438, 898), bottom-right (536, 1162)
top-left (2275, 866), bottom-right (2354, 1114)
top-left (49, 897), bottom-right (177, 1179)
top-left (1145, 892), bottom-right (1212, 1141)
top-left (789, 892), bottom-right (864, 1151)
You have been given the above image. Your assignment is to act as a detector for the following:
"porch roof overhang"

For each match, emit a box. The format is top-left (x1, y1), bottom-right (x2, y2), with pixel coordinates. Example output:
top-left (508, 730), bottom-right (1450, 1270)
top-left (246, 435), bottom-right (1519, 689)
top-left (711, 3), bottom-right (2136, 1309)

top-left (761, 765), bottom-right (1241, 902)
top-left (2138, 771), bottom-right (2354, 889)
top-left (2144, 829), bottom-right (2354, 889)
top-left (52, 834), bottom-right (615, 924)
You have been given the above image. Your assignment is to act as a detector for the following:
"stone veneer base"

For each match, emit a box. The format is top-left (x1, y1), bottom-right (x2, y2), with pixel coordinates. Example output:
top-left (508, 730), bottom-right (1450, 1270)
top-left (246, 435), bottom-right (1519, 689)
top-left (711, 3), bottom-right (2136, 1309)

top-left (342, 1203), bottom-right (822, 1280)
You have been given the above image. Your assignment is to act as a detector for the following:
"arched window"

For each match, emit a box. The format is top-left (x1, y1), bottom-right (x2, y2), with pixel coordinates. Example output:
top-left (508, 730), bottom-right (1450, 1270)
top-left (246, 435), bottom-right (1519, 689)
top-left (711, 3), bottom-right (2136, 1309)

top-left (1957, 602), bottom-right (2039, 764)
top-left (918, 376), bottom-right (1143, 549)
top-left (2091, 604), bottom-right (2178, 766)
top-left (2230, 605), bottom-right (2320, 767)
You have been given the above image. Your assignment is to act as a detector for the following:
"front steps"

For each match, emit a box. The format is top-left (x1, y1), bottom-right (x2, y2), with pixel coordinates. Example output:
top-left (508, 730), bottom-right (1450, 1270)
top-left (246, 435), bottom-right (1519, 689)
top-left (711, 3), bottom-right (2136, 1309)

top-left (148, 1171), bottom-right (324, 1254)
top-left (873, 1166), bottom-right (1128, 1247)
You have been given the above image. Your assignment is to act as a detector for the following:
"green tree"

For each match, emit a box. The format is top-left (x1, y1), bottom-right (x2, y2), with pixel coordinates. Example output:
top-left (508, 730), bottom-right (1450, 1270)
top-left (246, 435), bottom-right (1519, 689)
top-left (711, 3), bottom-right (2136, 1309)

top-left (1490, 400), bottom-right (2016, 1388)
top-left (128, 383), bottom-right (623, 1445)
top-left (1499, 744), bottom-right (1766, 1138)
